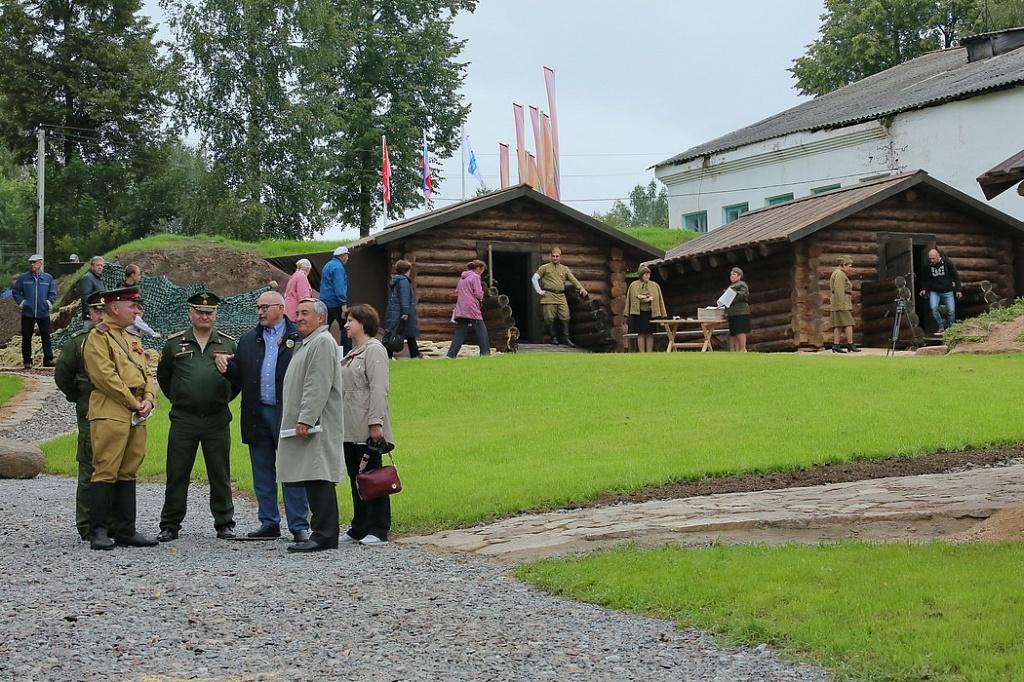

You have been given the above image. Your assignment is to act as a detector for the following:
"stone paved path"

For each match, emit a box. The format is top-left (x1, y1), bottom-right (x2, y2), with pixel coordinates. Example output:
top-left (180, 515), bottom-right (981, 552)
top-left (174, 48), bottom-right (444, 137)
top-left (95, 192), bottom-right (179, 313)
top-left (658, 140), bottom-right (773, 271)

top-left (399, 464), bottom-right (1024, 562)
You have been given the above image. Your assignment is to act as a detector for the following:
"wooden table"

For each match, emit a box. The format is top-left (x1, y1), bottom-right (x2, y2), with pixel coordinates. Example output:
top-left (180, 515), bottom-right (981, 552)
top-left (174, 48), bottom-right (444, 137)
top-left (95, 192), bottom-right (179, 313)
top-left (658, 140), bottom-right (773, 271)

top-left (656, 318), bottom-right (726, 352)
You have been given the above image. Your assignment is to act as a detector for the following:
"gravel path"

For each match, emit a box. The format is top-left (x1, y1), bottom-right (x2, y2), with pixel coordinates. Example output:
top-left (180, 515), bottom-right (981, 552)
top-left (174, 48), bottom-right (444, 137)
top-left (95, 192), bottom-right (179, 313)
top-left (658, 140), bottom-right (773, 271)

top-left (0, 373), bottom-right (830, 681)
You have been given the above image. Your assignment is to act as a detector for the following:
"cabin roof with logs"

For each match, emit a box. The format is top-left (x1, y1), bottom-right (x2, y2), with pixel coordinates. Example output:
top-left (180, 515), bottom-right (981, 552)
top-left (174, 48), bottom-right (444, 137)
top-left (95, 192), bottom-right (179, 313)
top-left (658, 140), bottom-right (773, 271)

top-left (643, 171), bottom-right (1024, 352)
top-left (342, 184), bottom-right (663, 352)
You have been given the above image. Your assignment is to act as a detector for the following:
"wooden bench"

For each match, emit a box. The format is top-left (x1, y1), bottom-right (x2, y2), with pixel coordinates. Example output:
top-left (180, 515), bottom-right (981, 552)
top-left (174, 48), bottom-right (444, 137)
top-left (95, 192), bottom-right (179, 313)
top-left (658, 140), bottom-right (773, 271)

top-left (623, 329), bottom-right (728, 352)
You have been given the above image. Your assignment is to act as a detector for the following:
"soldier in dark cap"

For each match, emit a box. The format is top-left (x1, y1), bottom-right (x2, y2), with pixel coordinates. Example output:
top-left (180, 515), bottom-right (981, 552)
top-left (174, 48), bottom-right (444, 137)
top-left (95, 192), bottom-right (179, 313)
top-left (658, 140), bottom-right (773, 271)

top-left (81, 286), bottom-right (159, 550)
top-left (55, 289), bottom-right (110, 540)
top-left (156, 291), bottom-right (239, 541)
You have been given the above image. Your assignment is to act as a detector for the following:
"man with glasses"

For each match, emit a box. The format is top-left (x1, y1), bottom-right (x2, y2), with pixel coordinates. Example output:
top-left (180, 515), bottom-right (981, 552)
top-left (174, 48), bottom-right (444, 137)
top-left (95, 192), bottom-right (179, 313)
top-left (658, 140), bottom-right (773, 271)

top-left (216, 291), bottom-right (310, 542)
top-left (156, 291), bottom-right (239, 541)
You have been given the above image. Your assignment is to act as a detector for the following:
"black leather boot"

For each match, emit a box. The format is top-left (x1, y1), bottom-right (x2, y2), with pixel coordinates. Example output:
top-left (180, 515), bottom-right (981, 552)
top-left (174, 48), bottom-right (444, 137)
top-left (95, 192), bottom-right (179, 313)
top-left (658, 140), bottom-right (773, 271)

top-left (89, 482), bottom-right (115, 550)
top-left (831, 344), bottom-right (847, 353)
top-left (113, 480), bottom-right (158, 547)
top-left (545, 323), bottom-right (559, 345)
top-left (560, 321), bottom-right (575, 347)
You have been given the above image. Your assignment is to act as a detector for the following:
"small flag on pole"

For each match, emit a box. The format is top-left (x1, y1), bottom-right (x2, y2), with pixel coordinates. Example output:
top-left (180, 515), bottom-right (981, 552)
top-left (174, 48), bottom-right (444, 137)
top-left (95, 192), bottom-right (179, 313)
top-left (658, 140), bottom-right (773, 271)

top-left (499, 143), bottom-right (510, 188)
top-left (421, 132), bottom-right (433, 199)
top-left (382, 135), bottom-right (392, 205)
top-left (463, 133), bottom-right (485, 189)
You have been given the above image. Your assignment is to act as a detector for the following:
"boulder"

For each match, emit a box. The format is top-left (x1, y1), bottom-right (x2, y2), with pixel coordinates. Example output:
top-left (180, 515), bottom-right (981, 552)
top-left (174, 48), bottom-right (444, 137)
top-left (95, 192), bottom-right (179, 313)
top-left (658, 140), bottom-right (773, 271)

top-left (0, 438), bottom-right (45, 479)
top-left (916, 345), bottom-right (949, 356)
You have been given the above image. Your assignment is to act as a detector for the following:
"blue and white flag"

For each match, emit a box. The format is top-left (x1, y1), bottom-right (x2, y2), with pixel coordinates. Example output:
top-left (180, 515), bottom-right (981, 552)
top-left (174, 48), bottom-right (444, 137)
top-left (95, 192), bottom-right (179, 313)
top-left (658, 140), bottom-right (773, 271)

top-left (462, 133), bottom-right (485, 189)
top-left (421, 131), bottom-right (433, 199)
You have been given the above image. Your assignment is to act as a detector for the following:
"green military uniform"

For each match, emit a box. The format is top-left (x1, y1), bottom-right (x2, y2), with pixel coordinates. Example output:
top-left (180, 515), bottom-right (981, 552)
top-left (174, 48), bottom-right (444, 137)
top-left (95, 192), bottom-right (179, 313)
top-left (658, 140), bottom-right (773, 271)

top-left (157, 292), bottom-right (238, 536)
top-left (54, 297), bottom-right (106, 539)
top-left (82, 286), bottom-right (159, 549)
top-left (535, 261), bottom-right (583, 323)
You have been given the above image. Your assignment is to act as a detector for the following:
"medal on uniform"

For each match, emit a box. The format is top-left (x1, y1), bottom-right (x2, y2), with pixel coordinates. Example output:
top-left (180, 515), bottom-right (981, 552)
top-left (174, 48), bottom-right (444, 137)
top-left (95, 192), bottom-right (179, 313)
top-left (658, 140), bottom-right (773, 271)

top-left (286, 340), bottom-right (294, 348)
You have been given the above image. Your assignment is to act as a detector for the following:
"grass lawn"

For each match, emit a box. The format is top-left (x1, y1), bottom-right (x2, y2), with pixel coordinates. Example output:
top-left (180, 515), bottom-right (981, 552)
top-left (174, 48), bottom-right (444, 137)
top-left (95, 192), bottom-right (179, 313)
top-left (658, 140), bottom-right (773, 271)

top-left (39, 352), bottom-right (1024, 535)
top-left (0, 374), bottom-right (24, 408)
top-left (518, 541), bottom-right (1024, 682)
top-left (36, 351), bottom-right (1024, 681)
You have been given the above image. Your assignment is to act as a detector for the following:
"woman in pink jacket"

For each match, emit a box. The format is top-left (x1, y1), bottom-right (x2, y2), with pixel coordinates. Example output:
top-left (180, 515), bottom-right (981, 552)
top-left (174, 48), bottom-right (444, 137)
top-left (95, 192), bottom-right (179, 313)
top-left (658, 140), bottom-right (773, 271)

top-left (446, 260), bottom-right (491, 358)
top-left (284, 259), bottom-right (312, 320)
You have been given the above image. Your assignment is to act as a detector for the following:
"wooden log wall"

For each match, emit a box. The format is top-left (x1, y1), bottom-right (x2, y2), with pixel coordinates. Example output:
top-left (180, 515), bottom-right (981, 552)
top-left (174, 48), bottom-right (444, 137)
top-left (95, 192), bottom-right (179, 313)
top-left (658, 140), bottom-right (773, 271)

top-left (381, 202), bottom-right (649, 352)
top-left (654, 245), bottom-right (798, 352)
top-left (809, 193), bottom-right (1020, 349)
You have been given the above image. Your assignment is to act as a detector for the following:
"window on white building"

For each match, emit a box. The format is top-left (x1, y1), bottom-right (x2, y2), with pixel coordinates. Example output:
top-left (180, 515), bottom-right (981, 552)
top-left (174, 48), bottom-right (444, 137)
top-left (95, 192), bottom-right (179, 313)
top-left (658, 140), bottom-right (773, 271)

top-left (766, 193), bottom-right (794, 206)
top-left (683, 211), bottom-right (708, 233)
top-left (723, 203), bottom-right (748, 223)
top-left (811, 184), bottom-right (841, 194)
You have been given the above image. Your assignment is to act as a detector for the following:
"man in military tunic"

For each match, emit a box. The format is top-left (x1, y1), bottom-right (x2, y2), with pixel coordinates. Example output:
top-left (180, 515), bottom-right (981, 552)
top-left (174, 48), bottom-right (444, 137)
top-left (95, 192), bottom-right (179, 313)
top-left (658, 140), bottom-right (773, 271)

top-left (82, 286), bottom-right (159, 550)
top-left (531, 247), bottom-right (588, 346)
top-left (54, 290), bottom-right (109, 540)
top-left (157, 291), bottom-right (239, 541)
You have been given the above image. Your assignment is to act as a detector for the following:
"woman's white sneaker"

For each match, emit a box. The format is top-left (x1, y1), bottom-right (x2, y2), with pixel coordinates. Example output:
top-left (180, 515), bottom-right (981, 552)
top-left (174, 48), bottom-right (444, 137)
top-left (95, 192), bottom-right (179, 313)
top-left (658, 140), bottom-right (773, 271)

top-left (360, 534), bottom-right (388, 546)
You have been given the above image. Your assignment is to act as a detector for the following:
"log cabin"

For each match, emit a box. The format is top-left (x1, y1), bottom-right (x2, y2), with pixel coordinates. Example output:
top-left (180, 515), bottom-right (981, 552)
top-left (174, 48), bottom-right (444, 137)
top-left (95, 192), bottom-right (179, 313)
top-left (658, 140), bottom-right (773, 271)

top-left (643, 171), bottom-right (1024, 352)
top-left (309, 185), bottom-right (663, 351)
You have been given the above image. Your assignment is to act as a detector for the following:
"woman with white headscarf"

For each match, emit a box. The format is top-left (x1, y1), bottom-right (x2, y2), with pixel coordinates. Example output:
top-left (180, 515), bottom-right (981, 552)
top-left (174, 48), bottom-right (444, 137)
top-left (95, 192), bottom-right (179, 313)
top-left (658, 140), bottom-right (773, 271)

top-left (284, 259), bottom-right (312, 320)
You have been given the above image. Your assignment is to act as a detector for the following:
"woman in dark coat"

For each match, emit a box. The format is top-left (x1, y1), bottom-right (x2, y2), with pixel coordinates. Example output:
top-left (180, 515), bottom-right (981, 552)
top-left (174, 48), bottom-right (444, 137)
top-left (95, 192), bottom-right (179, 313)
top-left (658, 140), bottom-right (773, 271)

top-left (382, 259), bottom-right (420, 359)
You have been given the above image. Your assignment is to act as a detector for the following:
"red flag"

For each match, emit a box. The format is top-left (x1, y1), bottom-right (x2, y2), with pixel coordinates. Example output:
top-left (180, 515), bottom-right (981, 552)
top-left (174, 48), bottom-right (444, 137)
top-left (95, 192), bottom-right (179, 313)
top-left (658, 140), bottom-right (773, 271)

top-left (512, 103), bottom-right (527, 183)
top-left (529, 106), bottom-right (546, 194)
top-left (382, 135), bottom-right (392, 204)
top-left (543, 113), bottom-right (557, 200)
top-left (499, 143), bottom-right (510, 189)
top-left (543, 67), bottom-right (560, 199)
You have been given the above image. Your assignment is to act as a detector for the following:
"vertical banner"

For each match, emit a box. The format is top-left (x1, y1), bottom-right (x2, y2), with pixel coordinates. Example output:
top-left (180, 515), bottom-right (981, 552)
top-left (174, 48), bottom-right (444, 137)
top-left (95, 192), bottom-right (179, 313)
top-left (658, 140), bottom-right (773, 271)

top-left (382, 135), bottom-right (392, 206)
top-left (462, 132), bottom-right (485, 189)
top-left (498, 143), bottom-right (510, 188)
top-left (421, 131), bottom-right (433, 200)
top-left (527, 152), bottom-right (538, 189)
top-left (542, 113), bottom-right (557, 200)
top-left (528, 106), bottom-right (546, 195)
top-left (543, 66), bottom-right (560, 200)
top-left (512, 103), bottom-right (527, 183)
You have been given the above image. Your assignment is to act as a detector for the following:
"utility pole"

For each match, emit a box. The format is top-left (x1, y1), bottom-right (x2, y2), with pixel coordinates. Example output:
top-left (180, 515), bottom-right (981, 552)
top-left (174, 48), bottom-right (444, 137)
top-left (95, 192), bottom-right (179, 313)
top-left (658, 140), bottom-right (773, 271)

top-left (35, 128), bottom-right (45, 261)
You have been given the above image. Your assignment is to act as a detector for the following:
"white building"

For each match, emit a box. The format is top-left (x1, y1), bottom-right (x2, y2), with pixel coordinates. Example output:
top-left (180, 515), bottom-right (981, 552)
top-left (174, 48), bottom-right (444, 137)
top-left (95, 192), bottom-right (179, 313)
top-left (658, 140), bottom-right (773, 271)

top-left (654, 28), bottom-right (1024, 233)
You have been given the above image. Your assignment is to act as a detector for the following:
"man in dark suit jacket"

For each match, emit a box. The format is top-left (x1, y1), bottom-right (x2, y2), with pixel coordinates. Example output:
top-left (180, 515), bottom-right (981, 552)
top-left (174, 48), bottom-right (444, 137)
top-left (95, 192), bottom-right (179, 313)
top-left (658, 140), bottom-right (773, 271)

top-left (217, 290), bottom-right (310, 542)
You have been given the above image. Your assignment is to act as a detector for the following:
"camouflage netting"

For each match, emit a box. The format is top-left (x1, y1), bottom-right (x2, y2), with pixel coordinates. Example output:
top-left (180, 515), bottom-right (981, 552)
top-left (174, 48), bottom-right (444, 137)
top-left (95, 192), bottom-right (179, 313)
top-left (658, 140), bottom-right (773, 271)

top-left (52, 262), bottom-right (270, 352)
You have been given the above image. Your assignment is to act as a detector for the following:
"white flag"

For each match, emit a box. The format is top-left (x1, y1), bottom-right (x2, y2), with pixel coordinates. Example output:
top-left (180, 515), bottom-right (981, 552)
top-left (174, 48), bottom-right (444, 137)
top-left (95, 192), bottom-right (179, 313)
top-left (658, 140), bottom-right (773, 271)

top-left (462, 133), bottom-right (485, 189)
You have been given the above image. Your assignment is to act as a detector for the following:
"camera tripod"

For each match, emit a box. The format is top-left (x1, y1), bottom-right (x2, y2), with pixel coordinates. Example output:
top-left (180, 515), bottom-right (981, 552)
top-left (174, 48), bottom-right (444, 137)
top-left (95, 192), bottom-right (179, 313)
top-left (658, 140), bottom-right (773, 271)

top-left (887, 297), bottom-right (912, 356)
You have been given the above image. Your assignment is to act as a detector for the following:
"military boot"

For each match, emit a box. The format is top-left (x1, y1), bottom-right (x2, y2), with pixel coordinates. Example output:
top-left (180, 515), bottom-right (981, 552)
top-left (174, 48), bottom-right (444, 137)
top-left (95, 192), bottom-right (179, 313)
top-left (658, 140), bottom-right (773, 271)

top-left (545, 323), bottom-right (559, 345)
top-left (560, 320), bottom-right (575, 347)
top-left (113, 480), bottom-right (158, 547)
top-left (89, 482), bottom-right (116, 550)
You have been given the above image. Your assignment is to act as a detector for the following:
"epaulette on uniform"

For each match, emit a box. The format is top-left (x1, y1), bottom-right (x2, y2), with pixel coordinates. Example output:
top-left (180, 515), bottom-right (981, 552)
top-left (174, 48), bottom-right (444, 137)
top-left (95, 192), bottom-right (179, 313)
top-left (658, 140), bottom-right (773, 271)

top-left (218, 331), bottom-right (235, 341)
top-left (92, 322), bottom-right (110, 333)
top-left (167, 330), bottom-right (185, 339)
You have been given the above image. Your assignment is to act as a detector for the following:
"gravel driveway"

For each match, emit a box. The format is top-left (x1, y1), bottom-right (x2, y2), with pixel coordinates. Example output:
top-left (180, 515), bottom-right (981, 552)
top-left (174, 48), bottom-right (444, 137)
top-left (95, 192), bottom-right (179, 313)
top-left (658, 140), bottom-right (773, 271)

top-left (0, 376), bottom-right (828, 681)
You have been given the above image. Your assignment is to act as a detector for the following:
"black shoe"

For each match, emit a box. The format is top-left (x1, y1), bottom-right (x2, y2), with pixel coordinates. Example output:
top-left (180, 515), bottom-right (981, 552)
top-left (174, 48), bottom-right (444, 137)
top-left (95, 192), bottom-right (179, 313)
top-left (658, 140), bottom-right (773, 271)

top-left (292, 529), bottom-right (311, 543)
top-left (247, 524), bottom-right (281, 540)
top-left (216, 527), bottom-right (237, 540)
top-left (831, 344), bottom-right (846, 353)
top-left (22, 363), bottom-right (32, 370)
top-left (846, 344), bottom-right (862, 353)
top-left (286, 538), bottom-right (335, 553)
top-left (42, 359), bottom-right (56, 367)
top-left (157, 529), bottom-right (179, 542)
top-left (115, 532), bottom-right (158, 547)
top-left (89, 529), bottom-right (115, 551)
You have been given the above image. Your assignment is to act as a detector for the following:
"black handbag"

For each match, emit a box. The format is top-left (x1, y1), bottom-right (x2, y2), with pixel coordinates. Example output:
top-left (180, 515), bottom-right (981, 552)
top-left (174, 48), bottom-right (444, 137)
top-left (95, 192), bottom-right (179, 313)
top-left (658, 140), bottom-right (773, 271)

top-left (382, 319), bottom-right (406, 353)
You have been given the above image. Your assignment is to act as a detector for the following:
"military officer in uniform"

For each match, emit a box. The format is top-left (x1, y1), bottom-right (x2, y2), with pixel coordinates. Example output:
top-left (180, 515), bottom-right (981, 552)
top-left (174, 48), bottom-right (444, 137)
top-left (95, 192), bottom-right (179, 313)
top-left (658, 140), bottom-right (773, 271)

top-left (156, 291), bottom-right (239, 541)
top-left (81, 286), bottom-right (159, 550)
top-left (54, 289), bottom-right (109, 540)
top-left (531, 247), bottom-right (588, 346)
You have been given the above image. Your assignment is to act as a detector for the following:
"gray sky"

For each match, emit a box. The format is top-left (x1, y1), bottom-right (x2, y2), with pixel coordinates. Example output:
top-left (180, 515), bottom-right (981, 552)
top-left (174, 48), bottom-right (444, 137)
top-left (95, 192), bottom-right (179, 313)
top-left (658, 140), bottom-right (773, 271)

top-left (143, 1), bottom-right (827, 237)
top-left (434, 1), bottom-right (826, 215)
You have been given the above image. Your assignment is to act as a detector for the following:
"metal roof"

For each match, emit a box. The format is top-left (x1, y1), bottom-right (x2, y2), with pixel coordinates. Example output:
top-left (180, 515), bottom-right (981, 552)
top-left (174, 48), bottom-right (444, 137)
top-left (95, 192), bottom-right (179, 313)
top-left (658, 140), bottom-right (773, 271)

top-left (655, 42), bottom-right (1024, 168)
top-left (647, 171), bottom-right (1024, 267)
top-left (977, 148), bottom-right (1024, 199)
top-left (345, 184), bottom-right (663, 258)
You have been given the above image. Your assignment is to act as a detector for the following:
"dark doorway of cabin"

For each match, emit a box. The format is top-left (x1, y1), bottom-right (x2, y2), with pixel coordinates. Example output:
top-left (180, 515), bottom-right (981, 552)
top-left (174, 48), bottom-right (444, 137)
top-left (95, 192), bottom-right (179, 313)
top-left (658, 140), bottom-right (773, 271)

top-left (489, 251), bottom-right (537, 342)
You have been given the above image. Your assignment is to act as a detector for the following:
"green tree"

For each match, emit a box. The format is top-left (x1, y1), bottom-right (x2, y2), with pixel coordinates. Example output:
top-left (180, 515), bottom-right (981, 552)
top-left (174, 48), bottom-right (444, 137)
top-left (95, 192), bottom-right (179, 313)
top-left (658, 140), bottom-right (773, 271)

top-left (165, 0), bottom-right (476, 239)
top-left (595, 181), bottom-right (668, 229)
top-left (0, 0), bottom-right (172, 254)
top-left (983, 0), bottom-right (1024, 27)
top-left (0, 141), bottom-right (36, 278)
